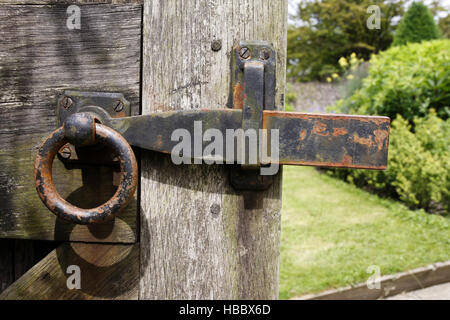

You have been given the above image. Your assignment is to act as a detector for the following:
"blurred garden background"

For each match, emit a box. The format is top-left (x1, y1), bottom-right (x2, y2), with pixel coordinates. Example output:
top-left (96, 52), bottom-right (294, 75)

top-left (281, 0), bottom-right (450, 299)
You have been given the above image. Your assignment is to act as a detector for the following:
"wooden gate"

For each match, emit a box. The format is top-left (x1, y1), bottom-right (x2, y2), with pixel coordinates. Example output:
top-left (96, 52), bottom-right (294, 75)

top-left (0, 0), bottom-right (287, 299)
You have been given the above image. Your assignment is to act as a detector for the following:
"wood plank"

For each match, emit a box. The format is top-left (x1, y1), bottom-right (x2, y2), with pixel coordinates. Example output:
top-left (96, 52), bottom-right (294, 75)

top-left (0, 242), bottom-right (139, 300)
top-left (0, 4), bottom-right (141, 242)
top-left (0, 240), bottom-right (14, 293)
top-left (13, 240), bottom-right (35, 280)
top-left (0, 239), bottom-right (59, 294)
top-left (294, 261), bottom-right (450, 300)
top-left (13, 240), bottom-right (60, 280)
top-left (0, 1), bottom-right (142, 4)
top-left (140, 0), bottom-right (287, 299)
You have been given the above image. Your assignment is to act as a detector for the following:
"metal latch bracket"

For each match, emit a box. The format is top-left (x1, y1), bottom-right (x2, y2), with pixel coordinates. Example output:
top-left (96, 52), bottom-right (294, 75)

top-left (56, 91), bottom-right (130, 164)
top-left (229, 41), bottom-right (277, 190)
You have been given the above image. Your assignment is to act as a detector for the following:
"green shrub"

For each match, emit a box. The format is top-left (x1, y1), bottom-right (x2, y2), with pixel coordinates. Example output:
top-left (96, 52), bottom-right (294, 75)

top-left (439, 14), bottom-right (450, 39)
top-left (393, 2), bottom-right (441, 46)
top-left (331, 111), bottom-right (450, 213)
top-left (334, 39), bottom-right (450, 121)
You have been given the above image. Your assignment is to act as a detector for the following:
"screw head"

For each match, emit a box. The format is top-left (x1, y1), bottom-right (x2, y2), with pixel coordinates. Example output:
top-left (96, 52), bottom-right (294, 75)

top-left (61, 96), bottom-right (73, 109)
top-left (114, 100), bottom-right (124, 112)
top-left (239, 47), bottom-right (251, 59)
top-left (59, 145), bottom-right (72, 159)
top-left (211, 40), bottom-right (222, 52)
top-left (210, 203), bottom-right (221, 215)
top-left (260, 48), bottom-right (270, 60)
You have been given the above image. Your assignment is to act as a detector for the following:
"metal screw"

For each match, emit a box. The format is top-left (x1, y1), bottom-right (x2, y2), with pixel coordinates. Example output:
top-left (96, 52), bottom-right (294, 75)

top-left (61, 96), bottom-right (73, 109)
top-left (59, 145), bottom-right (71, 159)
top-left (239, 47), bottom-right (251, 59)
top-left (210, 203), bottom-right (221, 215)
top-left (211, 40), bottom-right (222, 52)
top-left (114, 100), bottom-right (124, 112)
top-left (260, 48), bottom-right (270, 60)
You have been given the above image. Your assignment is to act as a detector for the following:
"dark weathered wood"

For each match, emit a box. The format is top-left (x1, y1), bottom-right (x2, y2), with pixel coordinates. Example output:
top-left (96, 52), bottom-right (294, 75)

top-left (0, 4), bottom-right (141, 242)
top-left (0, 242), bottom-right (139, 300)
top-left (13, 240), bottom-right (35, 280)
top-left (13, 240), bottom-right (59, 279)
top-left (0, 239), bottom-right (58, 294)
top-left (0, 1), bottom-right (142, 4)
top-left (140, 0), bottom-right (287, 299)
top-left (0, 240), bottom-right (14, 293)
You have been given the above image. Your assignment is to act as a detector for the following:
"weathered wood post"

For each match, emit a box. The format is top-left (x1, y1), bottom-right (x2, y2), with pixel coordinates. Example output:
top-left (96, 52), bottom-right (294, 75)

top-left (140, 0), bottom-right (288, 299)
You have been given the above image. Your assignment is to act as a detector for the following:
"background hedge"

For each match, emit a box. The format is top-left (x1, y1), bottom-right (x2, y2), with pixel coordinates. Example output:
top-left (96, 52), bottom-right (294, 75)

top-left (330, 39), bottom-right (450, 214)
top-left (393, 1), bottom-right (441, 46)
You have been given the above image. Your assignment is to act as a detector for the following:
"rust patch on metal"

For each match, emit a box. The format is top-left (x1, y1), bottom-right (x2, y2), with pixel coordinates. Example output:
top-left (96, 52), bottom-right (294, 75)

top-left (341, 154), bottom-right (353, 166)
top-left (262, 110), bottom-right (390, 123)
top-left (112, 110), bottom-right (126, 118)
top-left (353, 133), bottom-right (374, 148)
top-left (298, 129), bottom-right (307, 141)
top-left (233, 82), bottom-right (244, 109)
top-left (333, 127), bottom-right (348, 136)
top-left (156, 135), bottom-right (163, 147)
top-left (262, 110), bottom-right (390, 169)
top-left (374, 129), bottom-right (389, 151)
top-left (275, 160), bottom-right (386, 170)
top-left (313, 121), bottom-right (329, 136)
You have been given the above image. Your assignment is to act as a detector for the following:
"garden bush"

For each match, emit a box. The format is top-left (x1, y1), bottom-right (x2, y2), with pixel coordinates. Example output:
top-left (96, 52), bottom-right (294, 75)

top-left (334, 39), bottom-right (450, 121)
top-left (333, 111), bottom-right (449, 214)
top-left (329, 40), bottom-right (450, 214)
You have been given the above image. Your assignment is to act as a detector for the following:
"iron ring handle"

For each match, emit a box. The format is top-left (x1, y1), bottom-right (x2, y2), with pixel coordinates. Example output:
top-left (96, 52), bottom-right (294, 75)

top-left (34, 113), bottom-right (138, 225)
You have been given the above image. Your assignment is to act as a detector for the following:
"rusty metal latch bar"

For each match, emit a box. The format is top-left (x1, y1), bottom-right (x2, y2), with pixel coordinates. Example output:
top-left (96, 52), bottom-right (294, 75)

top-left (34, 41), bottom-right (391, 224)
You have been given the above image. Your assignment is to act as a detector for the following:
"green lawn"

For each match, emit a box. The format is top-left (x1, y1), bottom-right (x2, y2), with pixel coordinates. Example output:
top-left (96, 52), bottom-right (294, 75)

top-left (280, 166), bottom-right (450, 300)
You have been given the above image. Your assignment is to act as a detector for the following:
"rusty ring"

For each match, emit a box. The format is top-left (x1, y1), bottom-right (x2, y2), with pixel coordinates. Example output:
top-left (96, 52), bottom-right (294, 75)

top-left (34, 124), bottom-right (138, 225)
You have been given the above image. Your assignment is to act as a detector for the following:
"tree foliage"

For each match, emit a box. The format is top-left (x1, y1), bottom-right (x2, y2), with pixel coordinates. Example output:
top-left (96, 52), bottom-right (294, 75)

top-left (287, 0), bottom-right (404, 81)
top-left (392, 1), bottom-right (441, 46)
top-left (438, 14), bottom-right (450, 38)
top-left (334, 39), bottom-right (450, 121)
top-left (332, 111), bottom-right (450, 213)
top-left (329, 40), bottom-right (450, 213)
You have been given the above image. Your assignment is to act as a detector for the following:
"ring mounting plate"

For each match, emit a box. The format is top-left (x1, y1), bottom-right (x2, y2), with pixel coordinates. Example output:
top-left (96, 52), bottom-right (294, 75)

top-left (56, 91), bottom-right (131, 165)
top-left (57, 91), bottom-right (131, 126)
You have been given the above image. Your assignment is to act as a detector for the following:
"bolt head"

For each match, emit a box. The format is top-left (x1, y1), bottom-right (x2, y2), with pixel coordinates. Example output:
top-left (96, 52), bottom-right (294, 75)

top-left (114, 100), bottom-right (124, 112)
top-left (210, 203), bottom-right (221, 215)
top-left (211, 40), bottom-right (222, 52)
top-left (61, 96), bottom-right (73, 109)
top-left (239, 47), bottom-right (251, 59)
top-left (260, 48), bottom-right (270, 60)
top-left (59, 145), bottom-right (72, 159)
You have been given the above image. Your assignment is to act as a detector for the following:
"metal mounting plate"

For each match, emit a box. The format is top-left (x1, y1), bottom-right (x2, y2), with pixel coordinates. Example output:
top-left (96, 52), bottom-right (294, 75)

top-left (56, 91), bottom-right (130, 165)
top-left (230, 41), bottom-right (277, 190)
top-left (57, 90), bottom-right (130, 126)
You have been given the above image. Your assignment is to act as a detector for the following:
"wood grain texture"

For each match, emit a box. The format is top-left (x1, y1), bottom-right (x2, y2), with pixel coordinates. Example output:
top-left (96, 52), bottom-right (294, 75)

top-left (0, 239), bottom-right (59, 294)
top-left (140, 0), bottom-right (287, 299)
top-left (0, 4), bottom-right (141, 242)
top-left (0, 240), bottom-right (14, 293)
top-left (0, 242), bottom-right (139, 300)
top-left (0, 1), bottom-right (142, 4)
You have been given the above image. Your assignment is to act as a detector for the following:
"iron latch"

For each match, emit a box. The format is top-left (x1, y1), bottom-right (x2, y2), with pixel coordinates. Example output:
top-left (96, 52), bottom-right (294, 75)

top-left (34, 41), bottom-right (391, 224)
